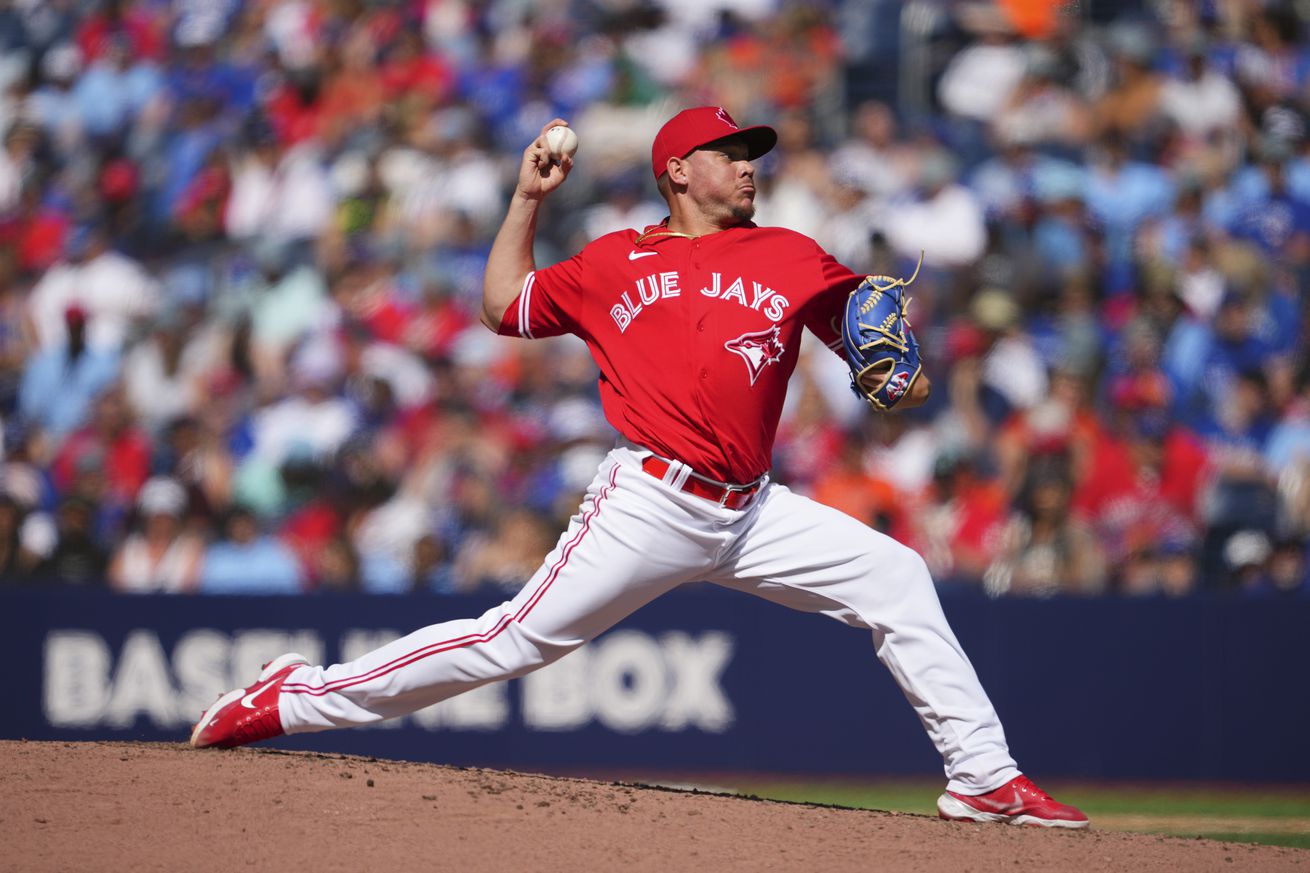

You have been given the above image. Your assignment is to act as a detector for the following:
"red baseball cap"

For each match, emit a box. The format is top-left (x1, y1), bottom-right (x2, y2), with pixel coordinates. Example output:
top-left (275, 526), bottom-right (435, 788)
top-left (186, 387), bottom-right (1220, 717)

top-left (651, 106), bottom-right (777, 180)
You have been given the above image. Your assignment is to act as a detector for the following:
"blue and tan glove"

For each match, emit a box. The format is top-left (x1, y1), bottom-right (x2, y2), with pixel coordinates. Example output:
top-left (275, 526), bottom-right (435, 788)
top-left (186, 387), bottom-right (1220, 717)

top-left (840, 259), bottom-right (923, 411)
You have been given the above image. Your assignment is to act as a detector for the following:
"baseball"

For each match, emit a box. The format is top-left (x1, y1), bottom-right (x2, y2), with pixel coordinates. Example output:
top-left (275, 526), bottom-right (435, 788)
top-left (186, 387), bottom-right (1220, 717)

top-left (545, 126), bottom-right (579, 161)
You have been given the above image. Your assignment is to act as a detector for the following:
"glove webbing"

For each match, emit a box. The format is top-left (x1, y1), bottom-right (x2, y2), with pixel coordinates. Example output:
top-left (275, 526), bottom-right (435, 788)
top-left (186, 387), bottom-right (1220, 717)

top-left (854, 252), bottom-right (922, 354)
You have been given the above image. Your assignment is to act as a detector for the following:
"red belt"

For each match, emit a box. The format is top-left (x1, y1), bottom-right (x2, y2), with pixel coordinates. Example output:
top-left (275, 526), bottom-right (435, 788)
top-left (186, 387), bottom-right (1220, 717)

top-left (640, 456), bottom-right (763, 510)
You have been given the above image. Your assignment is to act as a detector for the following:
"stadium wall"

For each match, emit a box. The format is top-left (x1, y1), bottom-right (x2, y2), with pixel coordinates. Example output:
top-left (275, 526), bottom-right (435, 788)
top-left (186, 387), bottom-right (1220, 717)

top-left (3, 587), bottom-right (1305, 782)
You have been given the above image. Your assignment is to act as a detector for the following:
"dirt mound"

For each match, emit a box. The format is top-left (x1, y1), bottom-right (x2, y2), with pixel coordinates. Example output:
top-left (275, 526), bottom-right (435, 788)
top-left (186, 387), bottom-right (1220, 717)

top-left (2, 740), bottom-right (1306, 873)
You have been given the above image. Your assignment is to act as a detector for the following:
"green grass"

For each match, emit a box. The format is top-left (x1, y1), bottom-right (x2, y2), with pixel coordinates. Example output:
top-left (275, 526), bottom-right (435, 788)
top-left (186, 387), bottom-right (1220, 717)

top-left (728, 778), bottom-right (1310, 850)
top-left (1201, 833), bottom-right (1310, 849)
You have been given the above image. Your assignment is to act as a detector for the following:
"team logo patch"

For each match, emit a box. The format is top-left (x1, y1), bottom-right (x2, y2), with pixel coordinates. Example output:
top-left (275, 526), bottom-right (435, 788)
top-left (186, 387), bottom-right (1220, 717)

top-left (716, 107), bottom-right (737, 129)
top-left (724, 326), bottom-right (785, 386)
top-left (885, 370), bottom-right (910, 401)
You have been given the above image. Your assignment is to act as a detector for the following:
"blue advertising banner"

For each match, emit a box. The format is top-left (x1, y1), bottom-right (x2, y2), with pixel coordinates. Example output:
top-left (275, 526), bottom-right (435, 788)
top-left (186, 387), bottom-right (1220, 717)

top-left (2, 587), bottom-right (1306, 782)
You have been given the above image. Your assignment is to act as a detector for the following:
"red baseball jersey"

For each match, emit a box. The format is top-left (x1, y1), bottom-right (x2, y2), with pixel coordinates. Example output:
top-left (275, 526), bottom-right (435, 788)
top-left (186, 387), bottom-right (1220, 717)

top-left (497, 222), bottom-right (863, 483)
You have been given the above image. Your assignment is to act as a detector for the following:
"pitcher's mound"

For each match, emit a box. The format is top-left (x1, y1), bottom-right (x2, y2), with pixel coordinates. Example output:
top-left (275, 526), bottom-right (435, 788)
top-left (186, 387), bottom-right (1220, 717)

top-left (2, 741), bottom-right (1305, 872)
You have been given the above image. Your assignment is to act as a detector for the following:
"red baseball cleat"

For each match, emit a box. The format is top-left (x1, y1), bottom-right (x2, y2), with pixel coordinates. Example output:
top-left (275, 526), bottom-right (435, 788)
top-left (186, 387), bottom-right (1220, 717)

top-left (190, 653), bottom-right (309, 749)
top-left (937, 775), bottom-right (1090, 828)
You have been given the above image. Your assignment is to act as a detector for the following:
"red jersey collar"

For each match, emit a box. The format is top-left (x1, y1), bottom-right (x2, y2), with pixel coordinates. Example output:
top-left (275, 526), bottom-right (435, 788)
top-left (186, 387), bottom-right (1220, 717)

top-left (633, 220), bottom-right (759, 247)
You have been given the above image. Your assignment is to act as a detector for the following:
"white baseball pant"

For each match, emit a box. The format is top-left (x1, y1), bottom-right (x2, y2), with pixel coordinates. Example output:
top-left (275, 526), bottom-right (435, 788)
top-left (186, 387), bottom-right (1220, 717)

top-left (278, 442), bottom-right (1020, 793)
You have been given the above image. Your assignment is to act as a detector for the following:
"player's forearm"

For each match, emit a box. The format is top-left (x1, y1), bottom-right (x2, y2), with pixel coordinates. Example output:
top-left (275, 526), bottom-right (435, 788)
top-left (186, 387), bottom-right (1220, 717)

top-left (481, 192), bottom-right (543, 330)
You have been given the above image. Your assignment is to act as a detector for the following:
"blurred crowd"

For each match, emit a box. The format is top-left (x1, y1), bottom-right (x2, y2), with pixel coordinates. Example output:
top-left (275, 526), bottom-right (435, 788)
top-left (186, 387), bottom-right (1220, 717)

top-left (0, 0), bottom-right (1307, 600)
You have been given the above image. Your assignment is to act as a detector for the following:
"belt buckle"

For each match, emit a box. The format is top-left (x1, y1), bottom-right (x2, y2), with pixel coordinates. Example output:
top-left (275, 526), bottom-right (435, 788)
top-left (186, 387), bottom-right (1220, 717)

top-left (718, 482), bottom-right (751, 508)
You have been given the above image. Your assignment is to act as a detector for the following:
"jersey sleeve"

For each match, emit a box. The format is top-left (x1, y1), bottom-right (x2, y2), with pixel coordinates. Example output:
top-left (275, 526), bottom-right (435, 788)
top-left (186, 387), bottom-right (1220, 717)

top-left (495, 250), bottom-right (587, 340)
top-left (804, 248), bottom-right (864, 359)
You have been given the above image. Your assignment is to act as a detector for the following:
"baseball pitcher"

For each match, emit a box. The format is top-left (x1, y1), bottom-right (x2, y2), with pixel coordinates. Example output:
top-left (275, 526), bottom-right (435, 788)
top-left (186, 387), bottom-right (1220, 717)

top-left (192, 107), bottom-right (1088, 828)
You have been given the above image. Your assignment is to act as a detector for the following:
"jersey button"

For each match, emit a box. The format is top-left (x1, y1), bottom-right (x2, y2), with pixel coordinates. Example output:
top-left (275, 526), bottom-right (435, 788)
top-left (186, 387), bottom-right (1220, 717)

top-left (699, 368), bottom-right (708, 380)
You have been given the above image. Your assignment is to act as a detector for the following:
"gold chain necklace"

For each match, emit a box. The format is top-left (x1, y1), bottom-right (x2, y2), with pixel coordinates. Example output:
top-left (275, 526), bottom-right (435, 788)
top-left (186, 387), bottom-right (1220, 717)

top-left (633, 228), bottom-right (701, 244)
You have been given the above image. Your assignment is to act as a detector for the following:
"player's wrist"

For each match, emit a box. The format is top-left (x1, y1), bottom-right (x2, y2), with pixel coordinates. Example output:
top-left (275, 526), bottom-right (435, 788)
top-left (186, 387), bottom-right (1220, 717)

top-left (513, 186), bottom-right (549, 205)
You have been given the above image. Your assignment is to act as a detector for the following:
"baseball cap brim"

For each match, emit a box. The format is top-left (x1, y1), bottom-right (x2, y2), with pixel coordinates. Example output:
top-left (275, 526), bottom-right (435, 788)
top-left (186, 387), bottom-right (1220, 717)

top-left (708, 125), bottom-right (777, 162)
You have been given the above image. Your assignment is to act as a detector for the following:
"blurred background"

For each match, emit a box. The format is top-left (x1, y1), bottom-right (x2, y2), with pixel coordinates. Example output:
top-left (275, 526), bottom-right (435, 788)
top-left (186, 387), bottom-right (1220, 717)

top-left (3, 1), bottom-right (1310, 840)
top-left (0, 0), bottom-right (1306, 600)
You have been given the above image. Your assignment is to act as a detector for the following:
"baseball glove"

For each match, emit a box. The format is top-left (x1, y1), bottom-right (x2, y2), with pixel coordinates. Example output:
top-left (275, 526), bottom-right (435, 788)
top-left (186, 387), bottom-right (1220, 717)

top-left (841, 256), bottom-right (924, 411)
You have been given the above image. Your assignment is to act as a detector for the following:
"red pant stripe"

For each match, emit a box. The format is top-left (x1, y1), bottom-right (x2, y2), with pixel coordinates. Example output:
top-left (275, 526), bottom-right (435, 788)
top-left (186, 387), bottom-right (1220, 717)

top-left (281, 465), bottom-right (622, 697)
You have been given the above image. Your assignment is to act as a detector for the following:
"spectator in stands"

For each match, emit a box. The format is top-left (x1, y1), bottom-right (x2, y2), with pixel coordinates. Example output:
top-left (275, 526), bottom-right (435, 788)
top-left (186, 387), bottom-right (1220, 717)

top-left (579, 167), bottom-right (667, 248)
top-left (51, 385), bottom-right (150, 512)
top-left (27, 224), bottom-right (160, 354)
top-left (453, 506), bottom-right (556, 594)
top-left (987, 461), bottom-right (1106, 598)
top-left (1094, 24), bottom-right (1165, 142)
top-left (810, 429), bottom-right (901, 535)
top-left (908, 451), bottom-right (1009, 586)
top-left (774, 368), bottom-right (847, 496)
top-left (1159, 37), bottom-right (1243, 150)
top-left (936, 7), bottom-right (1027, 127)
top-left (0, 247), bottom-right (29, 412)
top-left (243, 336), bottom-right (358, 472)
top-left (18, 303), bottom-right (118, 440)
top-left (1268, 365), bottom-right (1310, 536)
top-left (122, 310), bottom-right (203, 435)
top-left (352, 483), bottom-right (434, 595)
top-left (992, 44), bottom-right (1092, 151)
top-left (36, 496), bottom-right (107, 586)
top-left (162, 415), bottom-right (233, 521)
top-left (0, 121), bottom-right (37, 215)
top-left (756, 108), bottom-right (830, 242)
top-left (76, 0), bottom-right (163, 63)
top-left (225, 123), bottom-right (335, 246)
top-left (1195, 369), bottom-right (1280, 589)
top-left (107, 476), bottom-right (203, 594)
top-left (1231, 139), bottom-right (1310, 269)
top-left (1158, 535), bottom-right (1202, 598)
top-left (0, 422), bottom-right (50, 511)
top-left (70, 32), bottom-right (163, 141)
top-left (199, 505), bottom-right (303, 594)
top-left (0, 492), bottom-right (27, 581)
top-left (970, 288), bottom-right (1049, 426)
top-left (814, 168), bottom-right (881, 272)
top-left (994, 366), bottom-right (1098, 498)
top-left (1031, 173), bottom-right (1096, 288)
top-left (26, 43), bottom-right (84, 156)
top-left (1249, 536), bottom-right (1310, 598)
top-left (828, 100), bottom-right (914, 201)
top-left (316, 536), bottom-right (362, 593)
top-left (882, 148), bottom-right (987, 268)
top-left (1222, 529), bottom-right (1276, 593)
top-left (411, 532), bottom-right (455, 594)
top-left (1084, 132), bottom-right (1175, 291)
top-left (1235, 6), bottom-right (1310, 105)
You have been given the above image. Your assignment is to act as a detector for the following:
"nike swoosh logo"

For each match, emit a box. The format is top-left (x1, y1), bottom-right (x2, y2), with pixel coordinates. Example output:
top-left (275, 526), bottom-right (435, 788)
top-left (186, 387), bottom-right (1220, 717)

top-left (241, 676), bottom-right (283, 709)
top-left (628, 251), bottom-right (657, 260)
